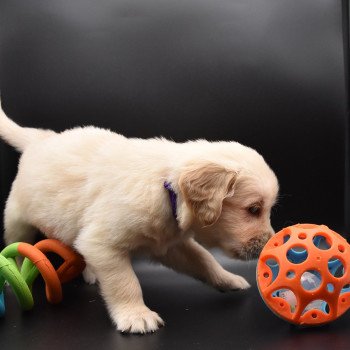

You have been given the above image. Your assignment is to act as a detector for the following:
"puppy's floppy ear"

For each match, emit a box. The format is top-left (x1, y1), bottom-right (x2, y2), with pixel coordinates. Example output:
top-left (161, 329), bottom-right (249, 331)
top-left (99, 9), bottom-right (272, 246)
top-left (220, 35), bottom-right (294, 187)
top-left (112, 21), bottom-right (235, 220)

top-left (178, 162), bottom-right (237, 227)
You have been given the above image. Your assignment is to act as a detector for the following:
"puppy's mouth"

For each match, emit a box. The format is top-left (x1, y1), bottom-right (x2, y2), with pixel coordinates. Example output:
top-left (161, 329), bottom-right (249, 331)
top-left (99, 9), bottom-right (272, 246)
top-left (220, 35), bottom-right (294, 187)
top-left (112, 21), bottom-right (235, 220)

top-left (231, 234), bottom-right (271, 261)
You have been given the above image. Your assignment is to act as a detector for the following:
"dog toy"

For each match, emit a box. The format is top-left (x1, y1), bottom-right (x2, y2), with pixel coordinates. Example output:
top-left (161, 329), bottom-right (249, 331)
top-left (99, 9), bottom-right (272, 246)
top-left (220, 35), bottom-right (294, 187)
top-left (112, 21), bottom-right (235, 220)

top-left (0, 239), bottom-right (85, 316)
top-left (256, 224), bottom-right (350, 326)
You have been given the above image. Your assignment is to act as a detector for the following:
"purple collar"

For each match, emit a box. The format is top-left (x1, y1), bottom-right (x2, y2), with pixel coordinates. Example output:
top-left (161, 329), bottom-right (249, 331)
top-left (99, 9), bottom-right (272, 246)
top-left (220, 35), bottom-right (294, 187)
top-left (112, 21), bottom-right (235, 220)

top-left (164, 181), bottom-right (177, 219)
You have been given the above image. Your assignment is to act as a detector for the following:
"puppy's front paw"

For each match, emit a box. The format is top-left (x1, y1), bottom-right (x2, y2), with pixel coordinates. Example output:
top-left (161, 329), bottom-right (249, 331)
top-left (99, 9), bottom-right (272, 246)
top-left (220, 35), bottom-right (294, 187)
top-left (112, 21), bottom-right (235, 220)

top-left (115, 306), bottom-right (164, 334)
top-left (82, 266), bottom-right (97, 285)
top-left (215, 270), bottom-right (251, 292)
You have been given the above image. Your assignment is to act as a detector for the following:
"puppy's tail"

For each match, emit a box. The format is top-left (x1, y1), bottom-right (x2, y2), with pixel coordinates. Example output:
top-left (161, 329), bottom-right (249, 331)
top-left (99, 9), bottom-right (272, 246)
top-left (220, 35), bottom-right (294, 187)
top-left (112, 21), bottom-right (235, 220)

top-left (0, 98), bottom-right (55, 153)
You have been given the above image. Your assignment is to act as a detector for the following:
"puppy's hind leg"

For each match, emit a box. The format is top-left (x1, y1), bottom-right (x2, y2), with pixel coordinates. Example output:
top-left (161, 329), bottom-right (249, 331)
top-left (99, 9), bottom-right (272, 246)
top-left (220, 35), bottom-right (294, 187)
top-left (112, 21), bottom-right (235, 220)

top-left (4, 194), bottom-right (37, 245)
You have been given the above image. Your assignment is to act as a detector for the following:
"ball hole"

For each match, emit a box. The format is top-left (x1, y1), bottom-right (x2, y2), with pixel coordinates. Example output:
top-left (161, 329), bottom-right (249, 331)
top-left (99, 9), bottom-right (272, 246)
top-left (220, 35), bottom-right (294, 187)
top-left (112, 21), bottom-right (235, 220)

top-left (312, 313), bottom-right (317, 318)
top-left (301, 270), bottom-right (322, 291)
top-left (338, 244), bottom-right (345, 253)
top-left (327, 283), bottom-right (334, 293)
top-left (266, 258), bottom-right (278, 266)
top-left (328, 257), bottom-right (345, 278)
top-left (341, 283), bottom-right (350, 294)
top-left (298, 232), bottom-right (307, 240)
top-left (270, 233), bottom-right (289, 248)
top-left (265, 258), bottom-right (279, 282)
top-left (287, 246), bottom-right (308, 264)
top-left (286, 271), bottom-right (295, 279)
top-left (283, 234), bottom-right (290, 244)
top-left (313, 234), bottom-right (331, 250)
top-left (302, 300), bottom-right (329, 315)
top-left (263, 272), bottom-right (269, 278)
top-left (272, 289), bottom-right (297, 313)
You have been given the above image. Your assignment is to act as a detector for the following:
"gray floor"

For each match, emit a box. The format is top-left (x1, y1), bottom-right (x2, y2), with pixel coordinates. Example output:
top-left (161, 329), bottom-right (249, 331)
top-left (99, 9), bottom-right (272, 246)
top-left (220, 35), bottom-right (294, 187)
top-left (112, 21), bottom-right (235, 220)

top-left (1, 255), bottom-right (350, 350)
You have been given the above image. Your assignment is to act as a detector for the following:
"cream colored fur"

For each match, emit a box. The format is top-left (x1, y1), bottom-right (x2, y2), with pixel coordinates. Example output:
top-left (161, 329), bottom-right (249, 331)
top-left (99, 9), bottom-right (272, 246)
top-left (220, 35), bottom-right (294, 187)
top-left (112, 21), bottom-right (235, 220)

top-left (0, 100), bottom-right (278, 333)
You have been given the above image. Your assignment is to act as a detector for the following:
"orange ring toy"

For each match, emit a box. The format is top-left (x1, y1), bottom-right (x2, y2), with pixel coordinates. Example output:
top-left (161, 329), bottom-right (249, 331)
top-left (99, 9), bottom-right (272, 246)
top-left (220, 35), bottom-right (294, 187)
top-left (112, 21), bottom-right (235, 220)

top-left (20, 239), bottom-right (86, 302)
top-left (33, 239), bottom-right (85, 283)
top-left (257, 224), bottom-right (350, 326)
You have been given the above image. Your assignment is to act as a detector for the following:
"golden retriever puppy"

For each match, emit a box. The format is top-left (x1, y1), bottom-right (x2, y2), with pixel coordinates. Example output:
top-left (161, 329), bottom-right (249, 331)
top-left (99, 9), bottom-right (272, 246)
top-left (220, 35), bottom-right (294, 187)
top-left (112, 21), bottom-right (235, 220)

top-left (0, 100), bottom-right (278, 333)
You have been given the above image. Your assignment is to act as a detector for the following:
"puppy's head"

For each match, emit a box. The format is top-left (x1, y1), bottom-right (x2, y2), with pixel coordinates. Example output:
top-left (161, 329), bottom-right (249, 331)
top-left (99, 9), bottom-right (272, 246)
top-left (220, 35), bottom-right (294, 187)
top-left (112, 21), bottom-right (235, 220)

top-left (177, 151), bottom-right (278, 260)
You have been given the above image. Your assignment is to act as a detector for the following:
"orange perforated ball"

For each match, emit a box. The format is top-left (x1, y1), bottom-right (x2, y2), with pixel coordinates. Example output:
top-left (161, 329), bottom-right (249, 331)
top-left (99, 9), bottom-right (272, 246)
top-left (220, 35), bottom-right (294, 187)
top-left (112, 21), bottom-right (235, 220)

top-left (256, 224), bottom-right (350, 326)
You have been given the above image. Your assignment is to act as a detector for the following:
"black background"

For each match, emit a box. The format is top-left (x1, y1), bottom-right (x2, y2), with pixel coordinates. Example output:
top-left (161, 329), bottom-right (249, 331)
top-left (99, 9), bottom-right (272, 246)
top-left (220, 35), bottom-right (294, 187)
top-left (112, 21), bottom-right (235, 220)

top-left (0, 0), bottom-right (349, 349)
top-left (0, 0), bottom-right (348, 237)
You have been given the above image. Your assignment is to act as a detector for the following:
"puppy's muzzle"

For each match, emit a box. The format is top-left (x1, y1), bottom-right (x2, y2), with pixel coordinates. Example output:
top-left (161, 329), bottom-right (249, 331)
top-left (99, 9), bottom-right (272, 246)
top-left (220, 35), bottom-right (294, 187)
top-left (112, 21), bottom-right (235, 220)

top-left (239, 232), bottom-right (273, 260)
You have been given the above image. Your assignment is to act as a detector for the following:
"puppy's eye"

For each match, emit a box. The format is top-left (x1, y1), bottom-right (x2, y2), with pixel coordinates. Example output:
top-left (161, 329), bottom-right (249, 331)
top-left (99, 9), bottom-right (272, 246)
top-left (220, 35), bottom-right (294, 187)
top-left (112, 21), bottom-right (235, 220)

top-left (248, 206), bottom-right (261, 216)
